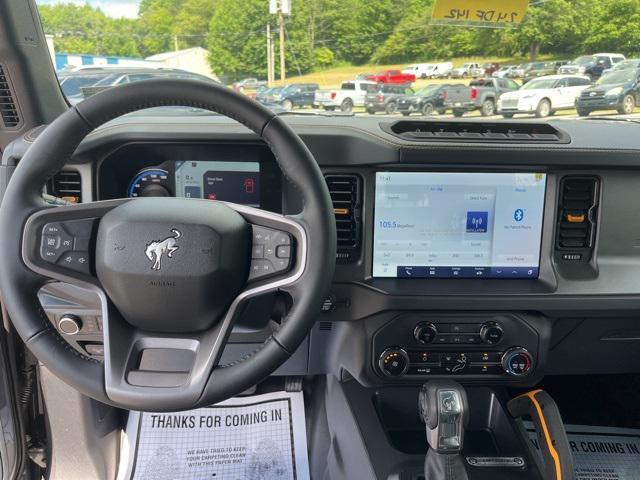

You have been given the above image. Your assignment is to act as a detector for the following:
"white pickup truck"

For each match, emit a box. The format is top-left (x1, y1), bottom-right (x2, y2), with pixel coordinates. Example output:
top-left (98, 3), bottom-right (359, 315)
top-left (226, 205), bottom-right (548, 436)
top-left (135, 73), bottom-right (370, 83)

top-left (314, 80), bottom-right (377, 113)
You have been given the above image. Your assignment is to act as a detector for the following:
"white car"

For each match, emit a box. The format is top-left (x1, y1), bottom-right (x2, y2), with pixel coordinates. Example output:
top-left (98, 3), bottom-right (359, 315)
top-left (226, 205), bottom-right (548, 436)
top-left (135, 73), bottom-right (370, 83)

top-left (497, 75), bottom-right (592, 118)
top-left (493, 65), bottom-right (517, 78)
top-left (314, 80), bottom-right (377, 112)
top-left (402, 63), bottom-right (434, 79)
top-left (449, 62), bottom-right (481, 78)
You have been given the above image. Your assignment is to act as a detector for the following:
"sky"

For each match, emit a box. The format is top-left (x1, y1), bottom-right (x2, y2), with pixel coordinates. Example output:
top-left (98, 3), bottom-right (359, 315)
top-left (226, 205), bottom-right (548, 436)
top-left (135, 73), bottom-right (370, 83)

top-left (37, 0), bottom-right (142, 18)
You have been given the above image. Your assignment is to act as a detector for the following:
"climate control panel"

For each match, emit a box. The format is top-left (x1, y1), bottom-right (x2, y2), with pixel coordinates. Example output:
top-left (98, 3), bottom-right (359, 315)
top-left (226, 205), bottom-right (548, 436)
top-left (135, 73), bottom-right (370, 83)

top-left (378, 347), bottom-right (533, 378)
top-left (373, 313), bottom-right (540, 382)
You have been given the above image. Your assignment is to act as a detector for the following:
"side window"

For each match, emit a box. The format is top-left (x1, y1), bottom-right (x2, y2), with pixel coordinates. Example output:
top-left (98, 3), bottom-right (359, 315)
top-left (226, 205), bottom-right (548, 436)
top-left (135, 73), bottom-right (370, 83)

top-left (555, 78), bottom-right (569, 87)
top-left (342, 82), bottom-right (355, 90)
top-left (359, 84), bottom-right (369, 91)
top-left (568, 77), bottom-right (589, 87)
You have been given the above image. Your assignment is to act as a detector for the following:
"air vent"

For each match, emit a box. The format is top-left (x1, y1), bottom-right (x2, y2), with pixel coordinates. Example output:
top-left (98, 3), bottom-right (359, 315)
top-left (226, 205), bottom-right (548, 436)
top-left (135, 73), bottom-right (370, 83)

top-left (325, 174), bottom-right (362, 262)
top-left (382, 120), bottom-right (568, 143)
top-left (0, 64), bottom-right (20, 128)
top-left (48, 170), bottom-right (82, 203)
top-left (319, 322), bottom-right (333, 331)
top-left (555, 176), bottom-right (599, 260)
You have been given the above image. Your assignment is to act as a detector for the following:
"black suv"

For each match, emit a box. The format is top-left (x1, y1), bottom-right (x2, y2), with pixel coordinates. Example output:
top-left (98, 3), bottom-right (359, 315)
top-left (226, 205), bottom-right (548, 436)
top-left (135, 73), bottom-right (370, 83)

top-left (277, 83), bottom-right (320, 109)
top-left (575, 68), bottom-right (640, 116)
top-left (397, 83), bottom-right (460, 116)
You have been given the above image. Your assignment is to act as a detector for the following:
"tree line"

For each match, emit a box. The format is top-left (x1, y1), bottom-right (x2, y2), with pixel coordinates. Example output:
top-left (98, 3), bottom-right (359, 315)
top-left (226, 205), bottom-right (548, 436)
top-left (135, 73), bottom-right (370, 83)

top-left (38, 0), bottom-right (640, 81)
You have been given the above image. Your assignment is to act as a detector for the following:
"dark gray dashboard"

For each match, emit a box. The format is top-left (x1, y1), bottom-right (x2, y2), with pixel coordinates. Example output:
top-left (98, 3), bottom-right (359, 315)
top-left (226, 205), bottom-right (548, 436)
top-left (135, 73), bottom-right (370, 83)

top-left (4, 114), bottom-right (640, 387)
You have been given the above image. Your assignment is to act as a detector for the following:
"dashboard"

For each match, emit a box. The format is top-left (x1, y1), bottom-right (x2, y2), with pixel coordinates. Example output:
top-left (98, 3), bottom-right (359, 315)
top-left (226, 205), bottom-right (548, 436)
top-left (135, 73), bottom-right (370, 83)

top-left (7, 114), bottom-right (640, 389)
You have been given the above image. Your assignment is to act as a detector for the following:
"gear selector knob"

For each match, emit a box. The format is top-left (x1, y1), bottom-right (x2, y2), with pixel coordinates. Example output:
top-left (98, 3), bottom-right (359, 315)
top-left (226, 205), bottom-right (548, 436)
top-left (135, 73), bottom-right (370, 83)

top-left (419, 380), bottom-right (469, 453)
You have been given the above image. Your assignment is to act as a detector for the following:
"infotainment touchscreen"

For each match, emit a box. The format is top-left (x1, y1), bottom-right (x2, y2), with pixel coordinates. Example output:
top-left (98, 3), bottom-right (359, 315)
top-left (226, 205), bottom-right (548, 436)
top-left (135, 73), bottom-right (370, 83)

top-left (373, 172), bottom-right (547, 279)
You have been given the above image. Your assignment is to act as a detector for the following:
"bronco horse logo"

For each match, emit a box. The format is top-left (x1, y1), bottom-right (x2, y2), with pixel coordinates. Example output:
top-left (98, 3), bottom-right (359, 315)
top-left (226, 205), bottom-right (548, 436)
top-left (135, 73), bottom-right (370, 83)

top-left (145, 229), bottom-right (181, 271)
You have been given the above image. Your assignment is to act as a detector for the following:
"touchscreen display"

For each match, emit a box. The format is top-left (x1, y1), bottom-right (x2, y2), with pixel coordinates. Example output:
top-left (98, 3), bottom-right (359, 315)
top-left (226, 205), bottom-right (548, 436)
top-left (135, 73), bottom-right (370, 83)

top-left (174, 161), bottom-right (260, 206)
top-left (373, 172), bottom-right (547, 279)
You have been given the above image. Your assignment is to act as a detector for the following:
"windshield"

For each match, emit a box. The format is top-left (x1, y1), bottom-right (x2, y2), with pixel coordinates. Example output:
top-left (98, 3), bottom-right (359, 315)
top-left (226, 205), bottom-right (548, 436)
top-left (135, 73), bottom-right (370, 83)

top-left (597, 70), bottom-right (637, 85)
top-left (416, 85), bottom-right (440, 95)
top-left (35, 0), bottom-right (639, 120)
top-left (521, 78), bottom-right (558, 90)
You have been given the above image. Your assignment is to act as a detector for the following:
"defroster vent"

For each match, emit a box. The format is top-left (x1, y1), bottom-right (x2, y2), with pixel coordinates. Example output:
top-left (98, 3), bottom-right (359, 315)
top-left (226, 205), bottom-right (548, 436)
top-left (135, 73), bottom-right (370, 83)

top-left (325, 174), bottom-right (362, 262)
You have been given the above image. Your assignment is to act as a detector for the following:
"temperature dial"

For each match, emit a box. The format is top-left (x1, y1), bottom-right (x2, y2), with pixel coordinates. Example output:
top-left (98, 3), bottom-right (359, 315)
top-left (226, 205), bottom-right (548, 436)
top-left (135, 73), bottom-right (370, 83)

top-left (501, 347), bottom-right (533, 376)
top-left (378, 348), bottom-right (409, 377)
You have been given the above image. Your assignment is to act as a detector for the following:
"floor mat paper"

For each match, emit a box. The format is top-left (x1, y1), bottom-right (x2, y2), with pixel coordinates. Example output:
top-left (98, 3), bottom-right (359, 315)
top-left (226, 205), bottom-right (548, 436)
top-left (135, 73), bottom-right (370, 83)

top-left (118, 391), bottom-right (310, 480)
top-left (527, 423), bottom-right (640, 480)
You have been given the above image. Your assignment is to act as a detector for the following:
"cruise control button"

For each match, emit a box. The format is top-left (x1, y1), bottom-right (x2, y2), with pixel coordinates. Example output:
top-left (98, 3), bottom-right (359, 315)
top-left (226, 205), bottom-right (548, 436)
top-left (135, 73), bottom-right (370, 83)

top-left (43, 235), bottom-right (59, 249)
top-left (43, 223), bottom-right (64, 236)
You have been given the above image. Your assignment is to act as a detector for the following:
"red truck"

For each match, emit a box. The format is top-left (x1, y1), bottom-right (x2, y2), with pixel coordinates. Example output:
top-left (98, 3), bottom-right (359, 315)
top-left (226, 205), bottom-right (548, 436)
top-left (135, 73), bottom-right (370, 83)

top-left (366, 69), bottom-right (416, 84)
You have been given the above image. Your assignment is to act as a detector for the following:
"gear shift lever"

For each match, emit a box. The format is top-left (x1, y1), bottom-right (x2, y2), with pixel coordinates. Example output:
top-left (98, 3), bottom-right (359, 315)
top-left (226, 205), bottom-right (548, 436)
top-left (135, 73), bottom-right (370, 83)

top-left (419, 380), bottom-right (470, 480)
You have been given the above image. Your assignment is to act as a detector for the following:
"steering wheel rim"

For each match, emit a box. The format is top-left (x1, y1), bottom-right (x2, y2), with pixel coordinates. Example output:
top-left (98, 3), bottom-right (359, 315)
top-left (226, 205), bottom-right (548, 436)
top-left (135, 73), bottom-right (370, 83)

top-left (0, 79), bottom-right (336, 411)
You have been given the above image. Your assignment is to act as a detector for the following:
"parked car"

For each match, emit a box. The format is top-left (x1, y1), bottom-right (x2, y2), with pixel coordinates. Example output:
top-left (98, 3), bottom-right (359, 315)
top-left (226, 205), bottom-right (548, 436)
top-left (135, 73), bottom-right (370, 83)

top-left (449, 63), bottom-right (481, 79)
top-left (509, 64), bottom-right (528, 78)
top-left (57, 70), bottom-right (113, 104)
top-left (492, 65), bottom-right (517, 78)
top-left (558, 53), bottom-right (626, 79)
top-left (482, 63), bottom-right (501, 76)
top-left (276, 83), bottom-right (319, 109)
top-left (364, 84), bottom-right (414, 114)
top-left (366, 69), bottom-right (416, 84)
top-left (402, 63), bottom-right (434, 79)
top-left (497, 75), bottom-right (591, 118)
top-left (255, 86), bottom-right (283, 105)
top-left (552, 60), bottom-right (571, 72)
top-left (232, 77), bottom-right (267, 90)
top-left (603, 59), bottom-right (640, 75)
top-left (443, 77), bottom-right (520, 116)
top-left (397, 83), bottom-right (460, 116)
top-left (575, 68), bottom-right (640, 116)
top-left (426, 62), bottom-right (454, 78)
top-left (314, 80), bottom-right (377, 112)
top-left (523, 62), bottom-right (558, 83)
top-left (355, 72), bottom-right (375, 80)
top-left (78, 67), bottom-right (220, 101)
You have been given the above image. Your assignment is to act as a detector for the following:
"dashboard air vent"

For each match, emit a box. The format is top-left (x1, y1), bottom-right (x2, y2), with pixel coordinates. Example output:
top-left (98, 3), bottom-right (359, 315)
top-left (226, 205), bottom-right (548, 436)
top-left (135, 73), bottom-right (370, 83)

top-left (0, 64), bottom-right (20, 128)
top-left (325, 174), bottom-right (362, 262)
top-left (382, 121), bottom-right (568, 143)
top-left (555, 176), bottom-right (599, 261)
top-left (48, 170), bottom-right (82, 203)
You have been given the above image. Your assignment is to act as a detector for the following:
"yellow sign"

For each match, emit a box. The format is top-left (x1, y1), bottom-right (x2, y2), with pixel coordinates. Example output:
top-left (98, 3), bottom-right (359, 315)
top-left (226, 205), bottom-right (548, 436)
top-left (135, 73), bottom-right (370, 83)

top-left (432, 0), bottom-right (529, 27)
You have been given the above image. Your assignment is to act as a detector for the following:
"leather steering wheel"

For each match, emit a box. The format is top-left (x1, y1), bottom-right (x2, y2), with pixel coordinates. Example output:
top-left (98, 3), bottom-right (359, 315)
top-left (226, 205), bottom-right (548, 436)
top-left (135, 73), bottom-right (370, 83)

top-left (0, 79), bottom-right (336, 411)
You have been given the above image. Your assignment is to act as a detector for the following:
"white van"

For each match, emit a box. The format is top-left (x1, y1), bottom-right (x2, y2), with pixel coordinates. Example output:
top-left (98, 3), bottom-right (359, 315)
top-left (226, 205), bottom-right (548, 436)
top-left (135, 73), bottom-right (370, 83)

top-left (402, 63), bottom-right (434, 79)
top-left (430, 62), bottom-right (454, 78)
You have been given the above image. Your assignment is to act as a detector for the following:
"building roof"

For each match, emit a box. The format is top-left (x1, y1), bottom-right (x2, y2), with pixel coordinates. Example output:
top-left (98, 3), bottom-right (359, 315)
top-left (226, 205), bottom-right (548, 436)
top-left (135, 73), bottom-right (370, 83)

top-left (146, 47), bottom-right (208, 62)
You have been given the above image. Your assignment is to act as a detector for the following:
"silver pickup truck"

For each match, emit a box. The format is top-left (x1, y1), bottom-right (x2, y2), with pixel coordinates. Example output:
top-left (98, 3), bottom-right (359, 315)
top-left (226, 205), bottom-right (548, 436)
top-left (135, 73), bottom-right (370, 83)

top-left (444, 77), bottom-right (520, 117)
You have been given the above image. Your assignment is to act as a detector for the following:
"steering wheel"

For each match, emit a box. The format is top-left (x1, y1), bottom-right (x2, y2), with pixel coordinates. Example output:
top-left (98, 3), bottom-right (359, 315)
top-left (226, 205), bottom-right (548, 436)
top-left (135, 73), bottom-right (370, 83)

top-left (0, 79), bottom-right (336, 411)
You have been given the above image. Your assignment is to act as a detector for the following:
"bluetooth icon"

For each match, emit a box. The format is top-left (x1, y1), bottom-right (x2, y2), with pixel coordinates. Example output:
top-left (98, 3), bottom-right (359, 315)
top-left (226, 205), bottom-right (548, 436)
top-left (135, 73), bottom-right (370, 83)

top-left (514, 208), bottom-right (524, 222)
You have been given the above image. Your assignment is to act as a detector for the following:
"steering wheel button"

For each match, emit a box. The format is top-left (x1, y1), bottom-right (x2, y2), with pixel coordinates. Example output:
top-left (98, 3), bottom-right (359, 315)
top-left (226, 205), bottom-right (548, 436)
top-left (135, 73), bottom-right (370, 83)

top-left (248, 259), bottom-right (275, 280)
top-left (273, 258), bottom-right (290, 271)
top-left (43, 223), bottom-right (63, 235)
top-left (276, 245), bottom-right (291, 258)
top-left (251, 245), bottom-right (264, 259)
top-left (275, 233), bottom-right (291, 245)
top-left (57, 251), bottom-right (91, 274)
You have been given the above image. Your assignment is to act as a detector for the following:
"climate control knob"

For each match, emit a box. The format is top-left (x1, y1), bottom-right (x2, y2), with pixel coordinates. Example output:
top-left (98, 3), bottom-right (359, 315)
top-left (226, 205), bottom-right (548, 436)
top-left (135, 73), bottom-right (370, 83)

top-left (378, 348), bottom-right (409, 377)
top-left (501, 347), bottom-right (533, 376)
top-left (414, 322), bottom-right (438, 344)
top-left (480, 322), bottom-right (504, 344)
